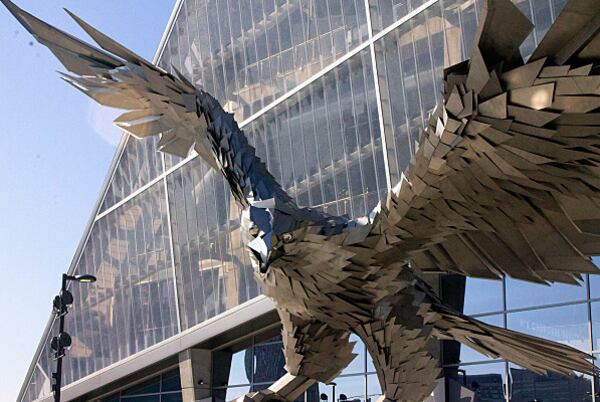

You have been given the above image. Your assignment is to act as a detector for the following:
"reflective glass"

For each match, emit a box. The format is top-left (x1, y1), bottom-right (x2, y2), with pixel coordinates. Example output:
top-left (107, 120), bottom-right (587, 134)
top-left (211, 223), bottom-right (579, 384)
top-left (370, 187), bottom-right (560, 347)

top-left (161, 369), bottom-right (182, 392)
top-left (244, 48), bottom-right (387, 215)
top-left (587, 257), bottom-right (600, 298)
top-left (224, 385), bottom-right (251, 402)
top-left (505, 278), bottom-right (586, 310)
top-left (508, 364), bottom-right (592, 402)
top-left (161, 394), bottom-right (184, 402)
top-left (464, 278), bottom-right (503, 315)
top-left (332, 375), bottom-right (366, 402)
top-left (99, 135), bottom-right (164, 213)
top-left (21, 325), bottom-right (54, 402)
top-left (366, 374), bottom-right (382, 402)
top-left (167, 157), bottom-right (258, 330)
top-left (588, 302), bottom-right (600, 351)
top-left (121, 396), bottom-right (160, 402)
top-left (228, 349), bottom-right (252, 386)
top-left (252, 341), bottom-right (286, 387)
top-left (121, 376), bottom-right (161, 396)
top-left (507, 304), bottom-right (591, 352)
top-left (160, 0), bottom-right (369, 124)
top-left (26, 182), bottom-right (179, 399)
top-left (447, 362), bottom-right (506, 402)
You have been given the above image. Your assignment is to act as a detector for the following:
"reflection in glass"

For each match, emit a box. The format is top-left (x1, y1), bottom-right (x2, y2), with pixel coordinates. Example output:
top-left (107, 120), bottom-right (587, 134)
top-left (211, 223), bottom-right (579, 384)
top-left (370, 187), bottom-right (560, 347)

top-left (506, 277), bottom-right (585, 310)
top-left (251, 341), bottom-right (287, 387)
top-left (447, 362), bottom-right (506, 402)
top-left (464, 278), bottom-right (503, 315)
top-left (332, 375), bottom-right (366, 402)
top-left (167, 157), bottom-right (258, 330)
top-left (159, 0), bottom-right (369, 125)
top-left (244, 48), bottom-right (386, 215)
top-left (587, 302), bottom-right (600, 351)
top-left (586, 257), bottom-right (600, 298)
top-left (509, 364), bottom-right (592, 402)
top-left (121, 376), bottom-right (161, 395)
top-left (229, 350), bottom-right (251, 386)
top-left (26, 182), bottom-right (179, 400)
top-left (99, 135), bottom-right (164, 213)
top-left (224, 386), bottom-right (251, 402)
top-left (507, 304), bottom-right (590, 352)
top-left (99, 370), bottom-right (182, 402)
top-left (366, 374), bottom-right (382, 402)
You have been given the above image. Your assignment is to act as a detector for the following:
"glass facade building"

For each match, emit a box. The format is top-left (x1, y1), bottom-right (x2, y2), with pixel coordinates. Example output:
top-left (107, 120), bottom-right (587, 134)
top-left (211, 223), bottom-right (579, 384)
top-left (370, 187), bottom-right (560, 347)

top-left (18, 0), bottom-right (600, 401)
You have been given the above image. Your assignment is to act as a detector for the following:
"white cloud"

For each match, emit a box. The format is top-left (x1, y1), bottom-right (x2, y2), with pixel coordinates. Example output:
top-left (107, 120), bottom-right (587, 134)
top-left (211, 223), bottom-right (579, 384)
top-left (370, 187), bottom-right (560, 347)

top-left (86, 101), bottom-right (124, 147)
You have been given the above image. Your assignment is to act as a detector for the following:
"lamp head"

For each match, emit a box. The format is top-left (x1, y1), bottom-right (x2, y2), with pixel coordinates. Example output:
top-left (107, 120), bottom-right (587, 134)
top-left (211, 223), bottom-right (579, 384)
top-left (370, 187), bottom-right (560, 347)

top-left (65, 274), bottom-right (97, 283)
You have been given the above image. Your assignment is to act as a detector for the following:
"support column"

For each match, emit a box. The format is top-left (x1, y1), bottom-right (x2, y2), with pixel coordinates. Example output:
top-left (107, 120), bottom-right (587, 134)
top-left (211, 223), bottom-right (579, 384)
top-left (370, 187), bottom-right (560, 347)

top-left (179, 348), bottom-right (212, 402)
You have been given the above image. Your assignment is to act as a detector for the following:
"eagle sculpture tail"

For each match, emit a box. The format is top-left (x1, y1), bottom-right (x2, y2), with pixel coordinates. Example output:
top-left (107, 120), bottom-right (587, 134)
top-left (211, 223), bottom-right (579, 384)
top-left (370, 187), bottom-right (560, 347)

top-left (429, 303), bottom-right (594, 376)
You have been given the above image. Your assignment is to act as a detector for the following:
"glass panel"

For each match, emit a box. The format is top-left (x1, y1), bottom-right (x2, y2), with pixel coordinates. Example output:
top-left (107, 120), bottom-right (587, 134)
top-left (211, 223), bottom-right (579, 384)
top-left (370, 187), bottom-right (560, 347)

top-left (586, 257), bottom-right (600, 298)
top-left (333, 375), bottom-right (366, 402)
top-left (158, 0), bottom-right (370, 123)
top-left (243, 48), bottom-right (386, 215)
top-left (21, 325), bottom-right (55, 402)
top-left (588, 302), bottom-right (600, 351)
top-left (506, 278), bottom-right (586, 310)
top-left (369, 0), bottom-right (428, 33)
top-left (121, 396), bottom-right (160, 402)
top-left (464, 278), bottom-right (503, 315)
top-left (167, 157), bottom-right (257, 330)
top-left (224, 386), bottom-right (251, 402)
top-left (99, 135), bottom-right (164, 213)
top-left (508, 364), bottom-right (593, 402)
top-left (366, 374), bottom-right (381, 402)
top-left (161, 394), bottom-right (184, 402)
top-left (252, 341), bottom-right (286, 387)
top-left (41, 182), bottom-right (178, 392)
top-left (507, 304), bottom-right (590, 352)
top-left (373, 0), bottom-right (449, 183)
top-left (161, 369), bottom-right (182, 392)
top-left (446, 362), bottom-right (506, 402)
top-left (229, 349), bottom-right (252, 386)
top-left (121, 377), bottom-right (161, 396)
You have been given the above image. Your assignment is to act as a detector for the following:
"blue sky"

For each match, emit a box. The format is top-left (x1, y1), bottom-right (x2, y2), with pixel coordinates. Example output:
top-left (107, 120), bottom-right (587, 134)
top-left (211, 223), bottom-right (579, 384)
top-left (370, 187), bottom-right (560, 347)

top-left (0, 1), bottom-right (175, 400)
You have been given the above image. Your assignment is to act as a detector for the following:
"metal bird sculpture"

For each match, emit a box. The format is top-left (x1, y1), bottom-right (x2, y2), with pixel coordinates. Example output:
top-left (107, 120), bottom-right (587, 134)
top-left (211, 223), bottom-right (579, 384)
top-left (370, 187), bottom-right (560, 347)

top-left (3, 0), bottom-right (600, 400)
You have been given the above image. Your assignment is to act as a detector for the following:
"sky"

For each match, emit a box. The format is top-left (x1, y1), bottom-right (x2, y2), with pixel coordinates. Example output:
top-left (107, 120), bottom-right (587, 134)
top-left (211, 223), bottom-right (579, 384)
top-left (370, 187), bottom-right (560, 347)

top-left (0, 1), bottom-right (176, 400)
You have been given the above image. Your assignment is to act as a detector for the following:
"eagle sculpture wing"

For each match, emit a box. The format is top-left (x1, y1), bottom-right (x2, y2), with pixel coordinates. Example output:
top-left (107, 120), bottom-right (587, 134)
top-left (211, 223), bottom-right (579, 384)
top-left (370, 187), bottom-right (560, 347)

top-left (1, 0), bottom-right (219, 170)
top-left (351, 0), bottom-right (600, 285)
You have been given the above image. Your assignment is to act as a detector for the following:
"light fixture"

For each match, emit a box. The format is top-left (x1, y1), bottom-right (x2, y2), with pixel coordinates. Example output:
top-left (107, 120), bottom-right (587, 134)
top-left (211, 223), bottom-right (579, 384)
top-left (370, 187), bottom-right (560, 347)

top-left (66, 274), bottom-right (97, 283)
top-left (51, 332), bottom-right (72, 352)
top-left (51, 272), bottom-right (96, 402)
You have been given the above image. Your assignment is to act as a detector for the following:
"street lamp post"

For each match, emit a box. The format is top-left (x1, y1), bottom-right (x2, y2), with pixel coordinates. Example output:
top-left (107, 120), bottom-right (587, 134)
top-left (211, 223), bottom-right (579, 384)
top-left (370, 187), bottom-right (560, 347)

top-left (51, 273), bottom-right (96, 402)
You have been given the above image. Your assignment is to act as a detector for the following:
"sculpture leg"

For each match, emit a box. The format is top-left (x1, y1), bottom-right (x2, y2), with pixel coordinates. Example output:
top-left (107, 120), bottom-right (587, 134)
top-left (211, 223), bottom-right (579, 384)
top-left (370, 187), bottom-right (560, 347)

top-left (233, 308), bottom-right (356, 402)
top-left (355, 302), bottom-right (440, 402)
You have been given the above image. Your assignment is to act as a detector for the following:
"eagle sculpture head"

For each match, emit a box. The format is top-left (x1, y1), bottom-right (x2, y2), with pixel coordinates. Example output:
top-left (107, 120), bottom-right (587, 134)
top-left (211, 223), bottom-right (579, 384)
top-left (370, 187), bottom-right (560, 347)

top-left (241, 197), bottom-right (301, 274)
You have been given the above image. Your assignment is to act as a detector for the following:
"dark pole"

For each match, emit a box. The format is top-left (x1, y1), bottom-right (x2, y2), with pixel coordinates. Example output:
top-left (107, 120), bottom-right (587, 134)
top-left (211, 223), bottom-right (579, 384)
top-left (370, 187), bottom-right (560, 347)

top-left (52, 274), bottom-right (68, 402)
